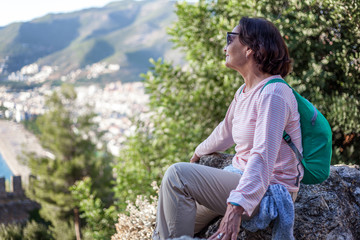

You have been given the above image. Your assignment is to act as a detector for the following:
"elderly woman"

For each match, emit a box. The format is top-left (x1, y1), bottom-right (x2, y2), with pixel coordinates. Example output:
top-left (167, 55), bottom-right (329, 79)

top-left (153, 17), bottom-right (303, 240)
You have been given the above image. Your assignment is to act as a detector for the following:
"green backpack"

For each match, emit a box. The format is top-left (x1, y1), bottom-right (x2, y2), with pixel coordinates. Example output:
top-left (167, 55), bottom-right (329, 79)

top-left (260, 78), bottom-right (332, 186)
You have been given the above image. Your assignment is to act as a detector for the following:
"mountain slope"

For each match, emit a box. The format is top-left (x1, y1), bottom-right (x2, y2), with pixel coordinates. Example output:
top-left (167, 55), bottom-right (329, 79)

top-left (0, 0), bottom-right (179, 83)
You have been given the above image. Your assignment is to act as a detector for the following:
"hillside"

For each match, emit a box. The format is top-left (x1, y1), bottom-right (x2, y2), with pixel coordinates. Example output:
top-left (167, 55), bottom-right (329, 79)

top-left (0, 0), bottom-right (180, 84)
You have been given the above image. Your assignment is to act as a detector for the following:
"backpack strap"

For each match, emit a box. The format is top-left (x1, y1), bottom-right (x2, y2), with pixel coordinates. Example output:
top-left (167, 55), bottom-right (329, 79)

top-left (261, 78), bottom-right (303, 187)
top-left (283, 132), bottom-right (303, 187)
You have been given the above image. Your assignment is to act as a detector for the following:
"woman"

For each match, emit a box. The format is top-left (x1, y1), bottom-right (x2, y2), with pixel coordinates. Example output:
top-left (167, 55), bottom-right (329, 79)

top-left (153, 17), bottom-right (303, 240)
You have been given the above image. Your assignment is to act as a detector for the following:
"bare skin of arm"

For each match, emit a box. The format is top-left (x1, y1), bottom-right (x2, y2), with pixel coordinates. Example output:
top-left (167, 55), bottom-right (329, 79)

top-left (209, 204), bottom-right (244, 240)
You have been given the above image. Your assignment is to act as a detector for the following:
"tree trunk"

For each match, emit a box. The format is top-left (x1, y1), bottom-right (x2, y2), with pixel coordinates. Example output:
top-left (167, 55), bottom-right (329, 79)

top-left (74, 208), bottom-right (81, 240)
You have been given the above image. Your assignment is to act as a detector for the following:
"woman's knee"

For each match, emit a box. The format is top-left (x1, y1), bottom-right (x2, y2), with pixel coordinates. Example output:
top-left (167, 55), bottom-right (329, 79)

top-left (163, 162), bottom-right (190, 180)
top-left (161, 162), bottom-right (193, 188)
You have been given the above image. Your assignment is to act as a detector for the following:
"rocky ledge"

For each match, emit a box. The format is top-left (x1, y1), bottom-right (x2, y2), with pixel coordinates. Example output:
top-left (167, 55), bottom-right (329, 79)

top-left (176, 153), bottom-right (360, 240)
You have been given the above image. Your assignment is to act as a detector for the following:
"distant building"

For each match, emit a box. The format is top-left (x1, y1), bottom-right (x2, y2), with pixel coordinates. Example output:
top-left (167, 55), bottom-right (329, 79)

top-left (0, 176), bottom-right (40, 224)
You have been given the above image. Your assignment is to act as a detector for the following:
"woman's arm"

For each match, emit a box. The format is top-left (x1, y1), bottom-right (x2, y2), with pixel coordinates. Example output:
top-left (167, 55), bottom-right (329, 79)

top-left (209, 204), bottom-right (244, 240)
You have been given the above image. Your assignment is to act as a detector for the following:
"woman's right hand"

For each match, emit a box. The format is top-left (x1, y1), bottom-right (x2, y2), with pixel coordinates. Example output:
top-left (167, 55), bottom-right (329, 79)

top-left (190, 153), bottom-right (200, 163)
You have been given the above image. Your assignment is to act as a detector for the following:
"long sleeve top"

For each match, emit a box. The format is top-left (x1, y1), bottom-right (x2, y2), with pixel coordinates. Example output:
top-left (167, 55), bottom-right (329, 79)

top-left (194, 75), bottom-right (303, 217)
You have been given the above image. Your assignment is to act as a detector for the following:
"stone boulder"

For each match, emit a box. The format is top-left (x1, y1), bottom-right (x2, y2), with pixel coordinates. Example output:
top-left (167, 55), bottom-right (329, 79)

top-left (187, 153), bottom-right (360, 240)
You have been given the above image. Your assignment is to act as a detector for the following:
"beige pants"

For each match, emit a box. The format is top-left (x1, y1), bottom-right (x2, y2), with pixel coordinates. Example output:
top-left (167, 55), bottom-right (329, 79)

top-left (153, 162), bottom-right (297, 240)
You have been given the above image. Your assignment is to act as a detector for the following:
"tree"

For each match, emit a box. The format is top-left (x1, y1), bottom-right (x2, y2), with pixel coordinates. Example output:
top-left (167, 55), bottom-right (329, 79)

top-left (255, 0), bottom-right (360, 164)
top-left (25, 84), bottom-right (114, 239)
top-left (70, 177), bottom-right (117, 240)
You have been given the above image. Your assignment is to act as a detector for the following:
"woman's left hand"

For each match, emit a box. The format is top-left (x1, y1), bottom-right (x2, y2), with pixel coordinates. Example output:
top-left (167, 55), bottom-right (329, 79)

top-left (209, 204), bottom-right (244, 240)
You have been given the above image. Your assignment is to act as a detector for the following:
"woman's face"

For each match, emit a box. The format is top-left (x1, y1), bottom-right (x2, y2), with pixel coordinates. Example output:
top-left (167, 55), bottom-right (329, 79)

top-left (224, 25), bottom-right (249, 71)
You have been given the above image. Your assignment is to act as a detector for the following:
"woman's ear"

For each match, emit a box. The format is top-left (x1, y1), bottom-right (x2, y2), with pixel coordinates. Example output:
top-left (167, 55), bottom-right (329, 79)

top-left (245, 48), bottom-right (253, 59)
top-left (246, 48), bottom-right (253, 59)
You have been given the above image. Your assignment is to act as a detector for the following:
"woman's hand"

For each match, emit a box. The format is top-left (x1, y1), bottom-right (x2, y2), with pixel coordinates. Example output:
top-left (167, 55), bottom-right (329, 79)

top-left (190, 153), bottom-right (200, 163)
top-left (209, 204), bottom-right (244, 240)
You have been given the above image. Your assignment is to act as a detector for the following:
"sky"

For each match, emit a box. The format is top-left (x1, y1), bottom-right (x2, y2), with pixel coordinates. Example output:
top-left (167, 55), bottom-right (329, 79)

top-left (0, 0), bottom-right (120, 27)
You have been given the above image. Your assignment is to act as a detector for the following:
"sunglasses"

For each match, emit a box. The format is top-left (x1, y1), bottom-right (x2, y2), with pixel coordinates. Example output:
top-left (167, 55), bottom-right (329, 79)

top-left (227, 32), bottom-right (240, 46)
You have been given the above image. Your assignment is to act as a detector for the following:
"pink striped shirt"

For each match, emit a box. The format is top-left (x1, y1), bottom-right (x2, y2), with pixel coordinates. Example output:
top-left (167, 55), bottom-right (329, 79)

top-left (195, 75), bottom-right (304, 217)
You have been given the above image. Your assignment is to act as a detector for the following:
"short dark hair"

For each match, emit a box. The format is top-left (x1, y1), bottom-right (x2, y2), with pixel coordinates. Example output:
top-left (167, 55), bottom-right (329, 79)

top-left (238, 17), bottom-right (292, 77)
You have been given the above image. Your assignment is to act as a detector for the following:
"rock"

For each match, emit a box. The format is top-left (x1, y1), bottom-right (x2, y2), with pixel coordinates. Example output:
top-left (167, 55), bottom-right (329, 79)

top-left (198, 152), bottom-right (233, 169)
top-left (191, 153), bottom-right (360, 240)
top-left (171, 236), bottom-right (205, 240)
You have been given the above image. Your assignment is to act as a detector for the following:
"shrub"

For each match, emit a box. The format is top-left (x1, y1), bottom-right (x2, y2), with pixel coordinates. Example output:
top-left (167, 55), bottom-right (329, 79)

top-left (111, 182), bottom-right (158, 240)
top-left (0, 224), bottom-right (23, 240)
top-left (23, 220), bottom-right (53, 240)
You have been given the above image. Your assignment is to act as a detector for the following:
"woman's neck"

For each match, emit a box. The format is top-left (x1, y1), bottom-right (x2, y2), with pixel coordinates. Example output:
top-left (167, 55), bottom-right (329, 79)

top-left (240, 67), bottom-right (272, 93)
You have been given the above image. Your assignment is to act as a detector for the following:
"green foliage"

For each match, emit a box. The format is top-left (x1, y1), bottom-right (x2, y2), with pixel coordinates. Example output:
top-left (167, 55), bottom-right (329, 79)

top-left (23, 221), bottom-right (53, 240)
top-left (49, 220), bottom-right (75, 240)
top-left (254, 0), bottom-right (360, 164)
top-left (70, 177), bottom-right (117, 240)
top-left (0, 221), bottom-right (53, 240)
top-left (113, 120), bottom-right (163, 211)
top-left (0, 224), bottom-right (22, 240)
top-left (0, 105), bottom-right (7, 116)
top-left (25, 84), bottom-right (114, 239)
top-left (22, 117), bottom-right (41, 136)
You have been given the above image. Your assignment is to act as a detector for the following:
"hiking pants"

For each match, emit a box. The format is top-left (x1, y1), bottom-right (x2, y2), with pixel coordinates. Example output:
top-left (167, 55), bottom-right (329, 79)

top-left (153, 162), bottom-right (297, 239)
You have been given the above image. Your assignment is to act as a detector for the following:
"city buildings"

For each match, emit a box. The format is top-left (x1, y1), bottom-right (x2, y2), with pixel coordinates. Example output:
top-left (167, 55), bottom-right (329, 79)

top-left (0, 80), bottom-right (149, 157)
